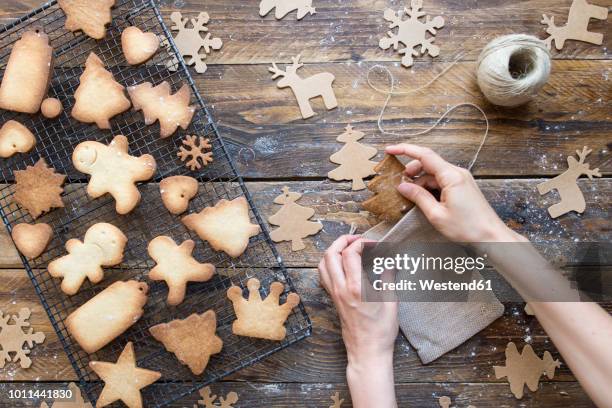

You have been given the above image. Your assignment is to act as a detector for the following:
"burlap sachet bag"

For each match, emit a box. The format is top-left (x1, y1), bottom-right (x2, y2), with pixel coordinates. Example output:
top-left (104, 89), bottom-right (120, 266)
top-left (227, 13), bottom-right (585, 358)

top-left (363, 206), bottom-right (505, 364)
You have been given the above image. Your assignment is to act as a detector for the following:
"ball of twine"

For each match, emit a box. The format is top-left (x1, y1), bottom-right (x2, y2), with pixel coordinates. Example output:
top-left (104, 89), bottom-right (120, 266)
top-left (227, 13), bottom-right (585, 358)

top-left (477, 34), bottom-right (551, 107)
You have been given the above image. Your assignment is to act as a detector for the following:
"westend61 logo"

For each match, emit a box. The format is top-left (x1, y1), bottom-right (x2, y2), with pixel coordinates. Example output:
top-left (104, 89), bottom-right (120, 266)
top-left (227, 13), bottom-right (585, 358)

top-left (372, 253), bottom-right (487, 275)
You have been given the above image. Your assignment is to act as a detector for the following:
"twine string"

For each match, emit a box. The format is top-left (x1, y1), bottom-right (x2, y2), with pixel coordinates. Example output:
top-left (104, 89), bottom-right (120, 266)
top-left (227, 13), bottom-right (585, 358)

top-left (366, 55), bottom-right (489, 172)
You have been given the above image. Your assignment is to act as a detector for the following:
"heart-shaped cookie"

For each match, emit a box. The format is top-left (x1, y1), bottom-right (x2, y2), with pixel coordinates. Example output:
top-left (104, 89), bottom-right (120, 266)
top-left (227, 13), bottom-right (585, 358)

top-left (12, 222), bottom-right (53, 258)
top-left (121, 26), bottom-right (160, 65)
top-left (160, 176), bottom-right (198, 215)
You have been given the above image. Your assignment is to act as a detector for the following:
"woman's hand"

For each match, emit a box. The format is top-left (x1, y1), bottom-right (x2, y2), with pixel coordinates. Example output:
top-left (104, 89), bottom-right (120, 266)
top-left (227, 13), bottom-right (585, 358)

top-left (386, 144), bottom-right (522, 243)
top-left (319, 235), bottom-right (398, 408)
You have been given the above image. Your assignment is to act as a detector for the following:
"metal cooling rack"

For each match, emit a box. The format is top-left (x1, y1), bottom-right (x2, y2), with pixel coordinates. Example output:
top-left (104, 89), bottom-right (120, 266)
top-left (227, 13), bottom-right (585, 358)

top-left (0, 1), bottom-right (311, 406)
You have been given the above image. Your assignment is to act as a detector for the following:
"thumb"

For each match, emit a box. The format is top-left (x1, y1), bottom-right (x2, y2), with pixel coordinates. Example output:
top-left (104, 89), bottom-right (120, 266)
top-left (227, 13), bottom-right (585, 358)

top-left (397, 182), bottom-right (446, 222)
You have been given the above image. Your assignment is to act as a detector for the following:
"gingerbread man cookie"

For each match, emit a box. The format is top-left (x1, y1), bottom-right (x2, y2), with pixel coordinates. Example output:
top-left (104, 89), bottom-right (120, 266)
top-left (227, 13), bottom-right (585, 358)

top-left (48, 223), bottom-right (127, 295)
top-left (73, 135), bottom-right (156, 214)
top-left (147, 236), bottom-right (215, 305)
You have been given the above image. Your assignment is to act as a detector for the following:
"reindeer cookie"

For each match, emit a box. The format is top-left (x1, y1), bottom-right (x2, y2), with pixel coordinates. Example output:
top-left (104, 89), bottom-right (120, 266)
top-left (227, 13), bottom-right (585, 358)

top-left (48, 223), bottom-right (127, 295)
top-left (541, 0), bottom-right (608, 50)
top-left (147, 236), bottom-right (215, 305)
top-left (73, 135), bottom-right (156, 214)
top-left (259, 0), bottom-right (316, 20)
top-left (269, 54), bottom-right (337, 119)
top-left (537, 146), bottom-right (601, 218)
top-left (227, 278), bottom-right (300, 341)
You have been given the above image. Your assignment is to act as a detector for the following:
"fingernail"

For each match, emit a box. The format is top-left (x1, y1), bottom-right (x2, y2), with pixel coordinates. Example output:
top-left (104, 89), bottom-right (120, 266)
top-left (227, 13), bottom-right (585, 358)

top-left (396, 182), bottom-right (413, 194)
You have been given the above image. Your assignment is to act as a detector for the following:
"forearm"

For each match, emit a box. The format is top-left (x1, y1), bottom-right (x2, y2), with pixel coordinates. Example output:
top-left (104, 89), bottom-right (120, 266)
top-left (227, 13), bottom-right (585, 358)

top-left (481, 227), bottom-right (612, 406)
top-left (529, 302), bottom-right (612, 408)
top-left (346, 352), bottom-right (397, 408)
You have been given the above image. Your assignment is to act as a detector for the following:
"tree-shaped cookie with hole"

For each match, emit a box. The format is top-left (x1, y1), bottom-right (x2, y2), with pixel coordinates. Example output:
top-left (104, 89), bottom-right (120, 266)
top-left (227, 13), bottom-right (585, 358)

top-left (268, 186), bottom-right (322, 251)
top-left (72, 53), bottom-right (131, 129)
top-left (269, 54), bottom-right (337, 119)
top-left (147, 236), bottom-right (215, 305)
top-left (73, 135), bottom-right (157, 214)
top-left (48, 223), bottom-right (127, 295)
top-left (328, 125), bottom-right (378, 190)
top-left (227, 278), bottom-right (300, 341)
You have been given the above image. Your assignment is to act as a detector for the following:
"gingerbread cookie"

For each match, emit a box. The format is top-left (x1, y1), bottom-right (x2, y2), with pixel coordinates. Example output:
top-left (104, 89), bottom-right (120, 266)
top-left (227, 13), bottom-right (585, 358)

top-left (362, 154), bottom-right (414, 222)
top-left (177, 135), bottom-right (213, 171)
top-left (182, 197), bottom-right (261, 258)
top-left (227, 278), bottom-right (300, 341)
top-left (0, 30), bottom-right (53, 114)
top-left (14, 159), bottom-right (65, 219)
top-left (89, 342), bottom-right (160, 408)
top-left (66, 281), bottom-right (148, 353)
top-left (149, 310), bottom-right (222, 375)
top-left (159, 176), bottom-right (198, 215)
top-left (121, 26), bottom-right (160, 65)
top-left (48, 223), bottom-right (126, 295)
top-left (41, 98), bottom-right (63, 119)
top-left (58, 0), bottom-right (115, 40)
top-left (11, 223), bottom-right (53, 259)
top-left (0, 120), bottom-right (36, 158)
top-left (147, 236), bottom-right (215, 305)
top-left (127, 81), bottom-right (196, 138)
top-left (72, 53), bottom-right (131, 129)
top-left (73, 135), bottom-right (156, 214)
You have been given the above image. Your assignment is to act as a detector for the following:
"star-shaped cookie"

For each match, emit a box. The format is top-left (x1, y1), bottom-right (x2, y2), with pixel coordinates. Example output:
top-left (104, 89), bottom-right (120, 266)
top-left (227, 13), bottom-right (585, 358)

top-left (89, 342), bottom-right (161, 408)
top-left (182, 196), bottom-right (261, 258)
top-left (147, 236), bottom-right (215, 305)
top-left (149, 310), bottom-right (223, 375)
top-left (14, 158), bottom-right (66, 219)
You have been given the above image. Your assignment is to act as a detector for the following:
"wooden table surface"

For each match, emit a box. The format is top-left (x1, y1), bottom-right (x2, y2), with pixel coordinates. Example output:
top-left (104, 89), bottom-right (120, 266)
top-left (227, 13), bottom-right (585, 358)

top-left (0, 0), bottom-right (611, 407)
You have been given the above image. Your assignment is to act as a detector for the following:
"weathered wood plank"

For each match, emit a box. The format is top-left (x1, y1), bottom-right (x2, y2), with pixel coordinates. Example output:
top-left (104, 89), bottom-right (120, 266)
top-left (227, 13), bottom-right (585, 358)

top-left (1, 0), bottom-right (610, 62)
top-left (0, 179), bottom-right (608, 268)
top-left (0, 381), bottom-right (598, 407)
top-left (200, 60), bottom-right (611, 178)
top-left (1, 267), bottom-right (610, 384)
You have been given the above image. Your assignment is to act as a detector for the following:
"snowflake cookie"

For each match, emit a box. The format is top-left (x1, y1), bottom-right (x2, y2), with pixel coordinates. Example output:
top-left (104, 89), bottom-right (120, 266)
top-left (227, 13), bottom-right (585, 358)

top-left (379, 0), bottom-right (445, 67)
top-left (178, 135), bottom-right (213, 171)
top-left (168, 12), bottom-right (223, 74)
top-left (0, 308), bottom-right (45, 368)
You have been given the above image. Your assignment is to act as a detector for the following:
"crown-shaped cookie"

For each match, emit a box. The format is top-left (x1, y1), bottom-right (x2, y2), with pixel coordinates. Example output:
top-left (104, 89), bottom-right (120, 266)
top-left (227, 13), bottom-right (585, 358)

top-left (227, 278), bottom-right (300, 341)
